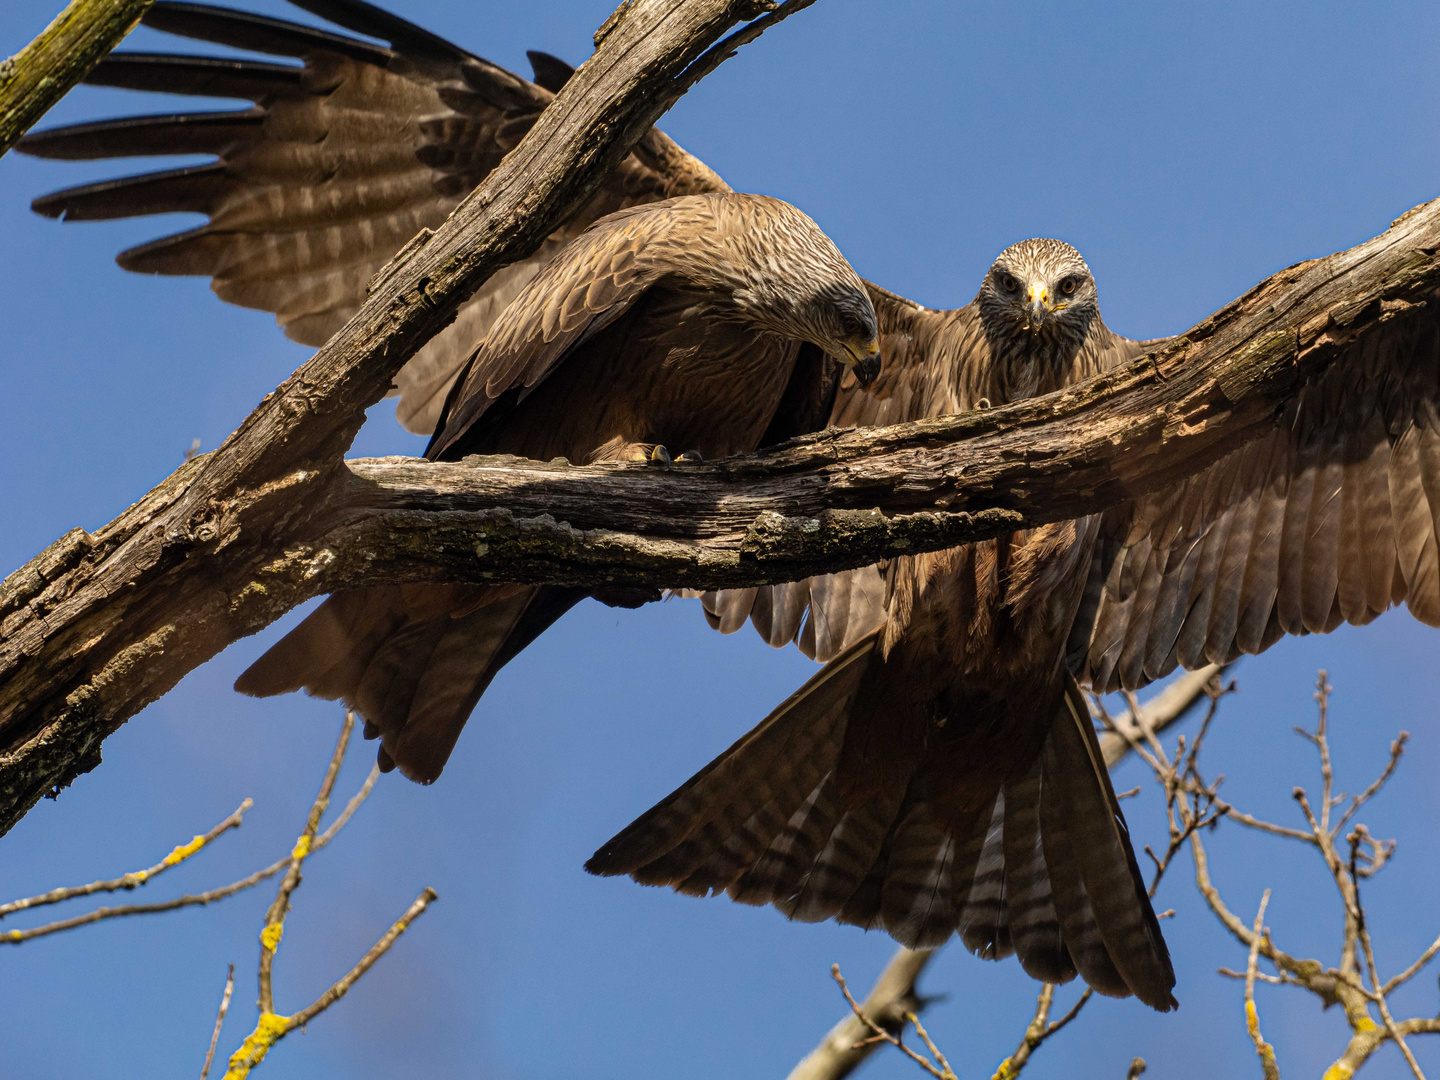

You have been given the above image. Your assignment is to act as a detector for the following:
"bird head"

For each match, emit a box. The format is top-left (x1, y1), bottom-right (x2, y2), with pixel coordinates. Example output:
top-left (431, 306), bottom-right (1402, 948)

top-left (811, 281), bottom-right (882, 386)
top-left (977, 238), bottom-right (1098, 347)
top-left (724, 195), bottom-right (881, 386)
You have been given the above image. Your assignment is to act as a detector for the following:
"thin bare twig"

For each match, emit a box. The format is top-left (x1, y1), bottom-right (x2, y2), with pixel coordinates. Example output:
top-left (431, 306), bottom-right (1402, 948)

top-left (0, 765), bottom-right (377, 944)
top-left (1383, 933), bottom-right (1440, 997)
top-left (1244, 891), bottom-right (1280, 1080)
top-left (1349, 830), bottom-right (1427, 1080)
top-left (201, 964), bottom-right (235, 1080)
top-left (0, 799), bottom-right (251, 922)
top-left (1335, 733), bottom-right (1409, 836)
top-left (288, 888), bottom-right (438, 1029)
top-left (257, 711), bottom-right (354, 1015)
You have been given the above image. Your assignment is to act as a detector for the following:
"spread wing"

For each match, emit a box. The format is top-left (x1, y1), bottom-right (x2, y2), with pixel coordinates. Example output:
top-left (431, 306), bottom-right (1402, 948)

top-left (1072, 299), bottom-right (1440, 692)
top-left (18, 0), bottom-right (727, 434)
top-left (693, 288), bottom-right (988, 660)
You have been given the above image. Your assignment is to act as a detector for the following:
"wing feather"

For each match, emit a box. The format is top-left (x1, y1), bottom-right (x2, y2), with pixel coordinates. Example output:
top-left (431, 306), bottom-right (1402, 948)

top-left (1079, 308), bottom-right (1440, 692)
top-left (19, 0), bottom-right (727, 435)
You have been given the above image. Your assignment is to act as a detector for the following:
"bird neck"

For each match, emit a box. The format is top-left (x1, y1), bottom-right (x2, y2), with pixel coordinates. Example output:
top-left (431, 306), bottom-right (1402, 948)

top-left (981, 311), bottom-right (1099, 404)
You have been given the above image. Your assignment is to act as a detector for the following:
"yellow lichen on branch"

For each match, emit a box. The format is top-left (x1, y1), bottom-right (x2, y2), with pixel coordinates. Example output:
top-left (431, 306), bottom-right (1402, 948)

top-left (221, 1012), bottom-right (289, 1080)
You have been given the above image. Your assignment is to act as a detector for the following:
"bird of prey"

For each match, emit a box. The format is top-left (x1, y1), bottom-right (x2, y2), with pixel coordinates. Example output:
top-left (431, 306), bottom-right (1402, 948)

top-left (233, 191), bottom-right (880, 783)
top-left (588, 239), bottom-right (1182, 1010)
top-left (23, 0), bottom-right (1440, 1013)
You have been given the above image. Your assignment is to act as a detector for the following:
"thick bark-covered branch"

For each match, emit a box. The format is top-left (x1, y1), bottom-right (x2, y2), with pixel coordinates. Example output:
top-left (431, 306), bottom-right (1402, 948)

top-left (0, 3), bottom-right (1435, 841)
top-left (0, 0), bottom-right (818, 838)
top-left (0, 0), bottom-right (153, 157)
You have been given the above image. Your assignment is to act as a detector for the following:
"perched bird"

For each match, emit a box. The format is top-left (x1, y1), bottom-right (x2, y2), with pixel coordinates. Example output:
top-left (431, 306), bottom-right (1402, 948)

top-left (592, 207), bottom-right (1440, 1012)
top-left (588, 239), bottom-right (1180, 1010)
top-left (233, 191), bottom-right (880, 783)
top-left (25, 0), bottom-right (1440, 1013)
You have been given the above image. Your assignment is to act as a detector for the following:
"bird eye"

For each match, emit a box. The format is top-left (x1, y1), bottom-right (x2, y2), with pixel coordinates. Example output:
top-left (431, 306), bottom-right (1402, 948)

top-left (1059, 276), bottom-right (1079, 296)
top-left (999, 273), bottom-right (1019, 293)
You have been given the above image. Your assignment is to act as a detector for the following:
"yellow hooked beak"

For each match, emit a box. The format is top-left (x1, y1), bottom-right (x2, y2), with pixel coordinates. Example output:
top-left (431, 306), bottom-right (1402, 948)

top-left (1027, 282), bottom-right (1051, 320)
top-left (844, 336), bottom-right (882, 387)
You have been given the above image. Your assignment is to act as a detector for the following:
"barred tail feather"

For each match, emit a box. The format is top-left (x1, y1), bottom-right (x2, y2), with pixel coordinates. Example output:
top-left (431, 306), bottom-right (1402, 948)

top-left (1050, 677), bottom-right (1177, 1009)
top-left (585, 636), bottom-right (877, 883)
top-left (587, 655), bottom-right (1176, 1011)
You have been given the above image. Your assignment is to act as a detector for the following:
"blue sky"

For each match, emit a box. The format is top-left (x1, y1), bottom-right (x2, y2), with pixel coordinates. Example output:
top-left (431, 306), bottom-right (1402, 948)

top-left (2, 1), bottom-right (1440, 1077)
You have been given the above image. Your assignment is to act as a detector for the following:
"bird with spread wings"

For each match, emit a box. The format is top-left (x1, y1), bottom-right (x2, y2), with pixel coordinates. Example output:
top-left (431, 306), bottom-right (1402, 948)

top-left (21, 0), bottom-right (1440, 1014)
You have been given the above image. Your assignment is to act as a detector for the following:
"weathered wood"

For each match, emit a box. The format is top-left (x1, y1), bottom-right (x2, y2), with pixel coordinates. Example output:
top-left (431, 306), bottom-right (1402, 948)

top-left (0, 0), bottom-right (1434, 841)
top-left (0, 0), bottom-right (154, 158)
top-left (0, 0), bottom-right (820, 837)
top-left (3, 195), bottom-right (1437, 842)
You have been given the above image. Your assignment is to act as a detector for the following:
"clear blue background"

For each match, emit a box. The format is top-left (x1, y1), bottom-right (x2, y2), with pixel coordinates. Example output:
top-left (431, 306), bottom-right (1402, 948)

top-left (2, 1), bottom-right (1440, 1077)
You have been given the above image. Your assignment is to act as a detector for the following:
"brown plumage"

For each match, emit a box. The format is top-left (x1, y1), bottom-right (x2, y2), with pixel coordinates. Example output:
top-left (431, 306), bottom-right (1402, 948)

top-left (234, 190), bottom-right (880, 782)
top-left (594, 241), bottom-right (1179, 1010)
top-left (26, 0), bottom-right (1440, 1014)
top-left (603, 222), bottom-right (1440, 1010)
top-left (18, 0), bottom-right (726, 434)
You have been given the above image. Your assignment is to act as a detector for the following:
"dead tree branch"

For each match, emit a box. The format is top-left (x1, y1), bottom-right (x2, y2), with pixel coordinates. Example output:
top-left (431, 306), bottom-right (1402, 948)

top-left (0, 0), bottom-right (153, 157)
top-left (6, 196), bottom-right (1435, 843)
top-left (0, 1), bottom-right (1436, 866)
top-left (0, 0), bottom-right (822, 839)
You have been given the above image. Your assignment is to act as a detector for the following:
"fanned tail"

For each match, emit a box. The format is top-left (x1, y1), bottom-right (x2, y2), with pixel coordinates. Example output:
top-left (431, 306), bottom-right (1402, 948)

top-left (235, 583), bottom-right (582, 783)
top-left (588, 656), bottom-right (1176, 1010)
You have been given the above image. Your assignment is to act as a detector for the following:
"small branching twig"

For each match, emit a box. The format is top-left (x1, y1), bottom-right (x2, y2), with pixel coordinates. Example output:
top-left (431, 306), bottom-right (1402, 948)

top-left (1244, 891), bottom-right (1281, 1080)
top-left (201, 964), bottom-right (235, 1080)
top-left (1168, 671), bottom-right (1440, 1078)
top-left (830, 965), bottom-right (956, 1080)
top-left (222, 888), bottom-right (437, 1080)
top-left (220, 713), bottom-right (435, 1079)
top-left (0, 766), bottom-right (378, 944)
top-left (0, 799), bottom-right (251, 927)
top-left (1349, 829), bottom-right (1427, 1080)
top-left (990, 984), bottom-right (1095, 1080)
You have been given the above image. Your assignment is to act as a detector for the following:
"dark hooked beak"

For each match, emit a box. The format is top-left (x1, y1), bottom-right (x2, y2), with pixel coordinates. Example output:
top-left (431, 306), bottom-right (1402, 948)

top-left (846, 338), bottom-right (882, 387)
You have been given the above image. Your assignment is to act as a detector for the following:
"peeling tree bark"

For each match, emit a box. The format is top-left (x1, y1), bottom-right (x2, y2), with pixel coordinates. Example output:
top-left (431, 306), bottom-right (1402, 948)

top-left (0, 0), bottom-right (1436, 842)
top-left (0, 0), bottom-right (155, 158)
